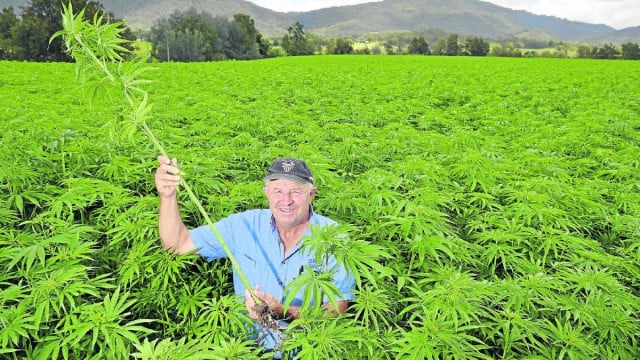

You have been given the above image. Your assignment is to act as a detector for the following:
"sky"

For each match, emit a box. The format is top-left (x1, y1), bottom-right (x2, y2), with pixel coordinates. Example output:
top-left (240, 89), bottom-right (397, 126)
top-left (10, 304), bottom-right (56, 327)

top-left (246, 0), bottom-right (640, 29)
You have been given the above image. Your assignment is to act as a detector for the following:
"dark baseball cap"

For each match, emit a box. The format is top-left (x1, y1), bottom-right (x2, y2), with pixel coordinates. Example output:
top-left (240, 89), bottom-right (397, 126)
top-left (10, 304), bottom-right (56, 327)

top-left (264, 158), bottom-right (314, 184)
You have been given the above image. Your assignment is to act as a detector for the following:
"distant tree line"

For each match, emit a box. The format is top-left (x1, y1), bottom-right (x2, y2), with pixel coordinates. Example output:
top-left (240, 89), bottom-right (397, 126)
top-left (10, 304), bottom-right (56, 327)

top-left (1, 0), bottom-right (638, 62)
top-left (0, 0), bottom-right (134, 61)
top-left (576, 43), bottom-right (640, 59)
top-left (400, 34), bottom-right (490, 56)
top-left (489, 41), bottom-right (640, 59)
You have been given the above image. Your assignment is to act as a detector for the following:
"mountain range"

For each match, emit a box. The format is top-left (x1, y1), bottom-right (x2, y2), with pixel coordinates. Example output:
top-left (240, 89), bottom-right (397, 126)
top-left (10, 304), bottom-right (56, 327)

top-left (3, 0), bottom-right (638, 44)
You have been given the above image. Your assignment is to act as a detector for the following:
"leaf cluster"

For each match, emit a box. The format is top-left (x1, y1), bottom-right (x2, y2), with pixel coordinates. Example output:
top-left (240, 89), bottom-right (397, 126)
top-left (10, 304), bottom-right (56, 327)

top-left (2, 46), bottom-right (640, 360)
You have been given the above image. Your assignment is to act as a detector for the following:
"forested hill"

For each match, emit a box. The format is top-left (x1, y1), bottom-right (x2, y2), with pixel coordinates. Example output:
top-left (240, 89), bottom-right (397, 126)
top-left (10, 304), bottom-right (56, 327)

top-left (3, 0), bottom-right (629, 42)
top-left (287, 0), bottom-right (614, 40)
top-left (1, 0), bottom-right (290, 35)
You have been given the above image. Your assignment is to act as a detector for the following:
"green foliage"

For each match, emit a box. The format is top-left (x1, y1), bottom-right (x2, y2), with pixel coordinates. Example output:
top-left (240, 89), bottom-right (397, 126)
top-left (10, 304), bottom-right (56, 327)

top-left (59, 287), bottom-right (155, 357)
top-left (621, 42), bottom-right (640, 59)
top-left (592, 43), bottom-right (620, 59)
top-left (444, 33), bottom-right (460, 55)
top-left (464, 36), bottom-right (490, 56)
top-left (282, 22), bottom-right (314, 56)
top-left (52, 2), bottom-right (259, 298)
top-left (284, 315), bottom-right (371, 359)
top-left (148, 8), bottom-right (266, 62)
top-left (4, 0), bottom-right (132, 61)
top-left (0, 7), bottom-right (18, 59)
top-left (408, 36), bottom-right (430, 55)
top-left (2, 47), bottom-right (640, 359)
top-left (331, 38), bottom-right (354, 54)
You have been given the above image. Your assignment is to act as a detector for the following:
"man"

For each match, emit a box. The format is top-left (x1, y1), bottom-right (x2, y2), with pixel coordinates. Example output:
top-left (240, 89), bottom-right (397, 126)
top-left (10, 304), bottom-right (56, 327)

top-left (154, 155), bottom-right (355, 354)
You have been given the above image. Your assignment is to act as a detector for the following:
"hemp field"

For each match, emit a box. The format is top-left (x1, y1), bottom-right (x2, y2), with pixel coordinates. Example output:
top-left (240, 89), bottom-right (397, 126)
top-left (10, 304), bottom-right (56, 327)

top-left (1, 56), bottom-right (639, 359)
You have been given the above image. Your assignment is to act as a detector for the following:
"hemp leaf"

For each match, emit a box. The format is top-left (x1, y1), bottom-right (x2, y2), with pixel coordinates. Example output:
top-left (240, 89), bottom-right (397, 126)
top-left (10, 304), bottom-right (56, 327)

top-left (51, 2), bottom-right (257, 301)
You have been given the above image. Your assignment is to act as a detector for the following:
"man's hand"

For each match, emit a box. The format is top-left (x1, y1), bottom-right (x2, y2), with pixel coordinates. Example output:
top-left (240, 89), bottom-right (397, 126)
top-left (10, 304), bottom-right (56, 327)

top-left (245, 286), bottom-right (284, 320)
top-left (155, 155), bottom-right (180, 198)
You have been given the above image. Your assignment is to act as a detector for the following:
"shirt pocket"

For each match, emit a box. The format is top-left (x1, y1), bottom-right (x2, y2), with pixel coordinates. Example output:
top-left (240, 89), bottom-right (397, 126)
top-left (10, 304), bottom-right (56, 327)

top-left (240, 253), bottom-right (259, 282)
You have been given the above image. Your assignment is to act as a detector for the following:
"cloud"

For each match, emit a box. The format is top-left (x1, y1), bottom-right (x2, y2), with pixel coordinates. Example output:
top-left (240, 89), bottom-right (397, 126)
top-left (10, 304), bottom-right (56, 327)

top-left (485, 0), bottom-right (640, 29)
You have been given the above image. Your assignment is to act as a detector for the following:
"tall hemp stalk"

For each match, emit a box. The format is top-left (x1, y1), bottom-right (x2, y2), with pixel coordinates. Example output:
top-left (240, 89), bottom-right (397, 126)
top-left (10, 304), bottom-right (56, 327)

top-left (50, 3), bottom-right (259, 302)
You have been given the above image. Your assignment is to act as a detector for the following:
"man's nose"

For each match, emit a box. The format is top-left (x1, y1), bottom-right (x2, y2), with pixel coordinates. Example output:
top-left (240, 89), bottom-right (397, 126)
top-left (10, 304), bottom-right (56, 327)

top-left (281, 191), bottom-right (294, 202)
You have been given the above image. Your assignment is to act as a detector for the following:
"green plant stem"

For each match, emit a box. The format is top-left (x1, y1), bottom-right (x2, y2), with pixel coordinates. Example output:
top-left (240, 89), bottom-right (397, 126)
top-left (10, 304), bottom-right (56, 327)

top-left (137, 90), bottom-right (258, 304)
top-left (73, 34), bottom-right (115, 82)
top-left (140, 117), bottom-right (256, 299)
top-left (61, 144), bottom-right (66, 178)
top-left (179, 180), bottom-right (255, 298)
top-left (140, 120), bottom-right (258, 303)
top-left (57, 4), bottom-right (259, 303)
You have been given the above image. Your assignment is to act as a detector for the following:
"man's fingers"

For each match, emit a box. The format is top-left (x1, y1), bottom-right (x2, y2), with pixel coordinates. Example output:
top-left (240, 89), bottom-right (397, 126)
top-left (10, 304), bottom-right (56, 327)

top-left (154, 156), bottom-right (181, 198)
top-left (156, 155), bottom-right (180, 175)
top-left (245, 288), bottom-right (259, 320)
top-left (155, 169), bottom-right (180, 184)
top-left (157, 155), bottom-right (170, 165)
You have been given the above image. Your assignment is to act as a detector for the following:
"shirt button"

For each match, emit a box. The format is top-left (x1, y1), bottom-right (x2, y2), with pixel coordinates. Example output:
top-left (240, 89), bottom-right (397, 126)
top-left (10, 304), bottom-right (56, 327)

top-left (281, 260), bottom-right (286, 264)
top-left (278, 281), bottom-right (283, 286)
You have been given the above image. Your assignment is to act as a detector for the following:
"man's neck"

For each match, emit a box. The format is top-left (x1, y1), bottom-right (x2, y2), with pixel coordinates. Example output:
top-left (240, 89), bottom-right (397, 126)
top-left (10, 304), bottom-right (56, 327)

top-left (278, 223), bottom-right (308, 255)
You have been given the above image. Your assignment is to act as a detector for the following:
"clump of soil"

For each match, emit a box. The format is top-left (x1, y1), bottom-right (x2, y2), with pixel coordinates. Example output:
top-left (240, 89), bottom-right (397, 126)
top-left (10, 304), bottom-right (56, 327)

top-left (253, 302), bottom-right (281, 332)
top-left (253, 301), bottom-right (288, 355)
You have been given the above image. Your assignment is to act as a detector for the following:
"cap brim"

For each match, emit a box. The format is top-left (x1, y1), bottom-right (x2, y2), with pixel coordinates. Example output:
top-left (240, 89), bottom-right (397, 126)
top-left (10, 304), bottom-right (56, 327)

top-left (264, 174), bottom-right (311, 184)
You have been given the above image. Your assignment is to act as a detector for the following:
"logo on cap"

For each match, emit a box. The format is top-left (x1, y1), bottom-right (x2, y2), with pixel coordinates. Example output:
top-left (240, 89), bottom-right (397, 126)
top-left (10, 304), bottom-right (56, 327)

top-left (282, 160), bottom-right (295, 173)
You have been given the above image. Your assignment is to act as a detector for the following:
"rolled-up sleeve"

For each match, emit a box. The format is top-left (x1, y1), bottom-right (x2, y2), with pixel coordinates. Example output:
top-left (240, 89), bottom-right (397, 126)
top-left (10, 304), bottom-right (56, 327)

top-left (189, 215), bottom-right (238, 261)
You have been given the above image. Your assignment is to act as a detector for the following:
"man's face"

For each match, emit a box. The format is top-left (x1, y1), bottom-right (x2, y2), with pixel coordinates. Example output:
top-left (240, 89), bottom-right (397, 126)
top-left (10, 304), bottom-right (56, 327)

top-left (263, 179), bottom-right (316, 229)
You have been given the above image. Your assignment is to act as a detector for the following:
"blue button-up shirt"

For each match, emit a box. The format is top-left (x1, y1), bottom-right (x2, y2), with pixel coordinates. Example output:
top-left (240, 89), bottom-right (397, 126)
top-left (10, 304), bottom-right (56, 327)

top-left (189, 208), bottom-right (355, 350)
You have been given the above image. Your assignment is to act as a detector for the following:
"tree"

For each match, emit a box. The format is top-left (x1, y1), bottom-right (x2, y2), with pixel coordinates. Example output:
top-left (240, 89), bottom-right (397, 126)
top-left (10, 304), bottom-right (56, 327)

top-left (576, 44), bottom-right (593, 59)
top-left (150, 8), bottom-right (218, 62)
top-left (281, 21), bottom-right (314, 56)
top-left (407, 36), bottom-right (429, 55)
top-left (11, 0), bottom-right (59, 61)
top-left (432, 38), bottom-right (446, 55)
top-left (149, 9), bottom-right (267, 61)
top-left (555, 41), bottom-right (569, 58)
top-left (0, 7), bottom-right (17, 39)
top-left (256, 32), bottom-right (271, 58)
top-left (445, 34), bottom-right (460, 56)
top-left (384, 41), bottom-right (394, 55)
top-left (0, 7), bottom-right (18, 59)
top-left (233, 13), bottom-right (263, 59)
top-left (222, 20), bottom-right (249, 59)
top-left (463, 37), bottom-right (489, 56)
top-left (621, 42), bottom-right (640, 60)
top-left (332, 38), bottom-right (354, 54)
top-left (490, 42), bottom-right (522, 57)
top-left (593, 43), bottom-right (619, 59)
top-left (396, 40), bottom-right (404, 55)
top-left (10, 0), bottom-right (131, 61)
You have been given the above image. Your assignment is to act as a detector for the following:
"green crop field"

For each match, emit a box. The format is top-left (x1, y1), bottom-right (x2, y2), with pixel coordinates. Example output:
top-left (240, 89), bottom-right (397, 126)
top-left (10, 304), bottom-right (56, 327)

top-left (1, 55), bottom-right (639, 359)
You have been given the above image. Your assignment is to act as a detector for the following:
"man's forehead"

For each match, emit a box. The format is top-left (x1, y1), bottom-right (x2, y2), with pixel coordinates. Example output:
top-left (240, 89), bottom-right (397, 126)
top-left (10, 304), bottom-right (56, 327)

top-left (266, 179), bottom-right (308, 189)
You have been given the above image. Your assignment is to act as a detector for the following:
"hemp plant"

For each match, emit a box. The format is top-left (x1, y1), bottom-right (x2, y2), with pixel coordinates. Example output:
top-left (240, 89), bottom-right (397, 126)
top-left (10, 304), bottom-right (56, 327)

top-left (50, 3), bottom-right (261, 305)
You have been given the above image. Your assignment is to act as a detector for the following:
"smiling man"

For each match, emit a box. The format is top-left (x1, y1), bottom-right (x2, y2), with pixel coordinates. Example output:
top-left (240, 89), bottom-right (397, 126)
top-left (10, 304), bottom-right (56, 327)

top-left (154, 156), bottom-right (354, 357)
